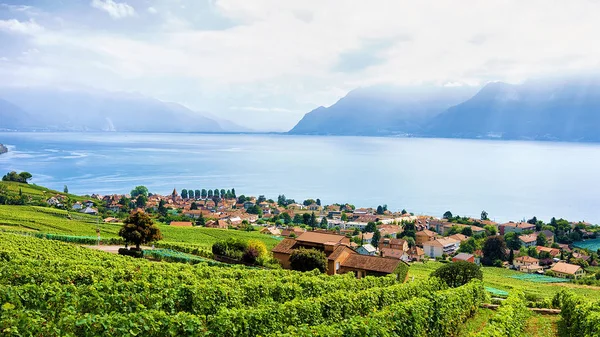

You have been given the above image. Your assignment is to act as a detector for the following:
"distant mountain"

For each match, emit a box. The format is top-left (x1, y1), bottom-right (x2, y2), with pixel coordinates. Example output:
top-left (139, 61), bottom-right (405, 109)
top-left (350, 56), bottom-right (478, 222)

top-left (0, 88), bottom-right (242, 133)
top-left (0, 98), bottom-right (31, 130)
top-left (426, 77), bottom-right (600, 141)
top-left (288, 85), bottom-right (478, 135)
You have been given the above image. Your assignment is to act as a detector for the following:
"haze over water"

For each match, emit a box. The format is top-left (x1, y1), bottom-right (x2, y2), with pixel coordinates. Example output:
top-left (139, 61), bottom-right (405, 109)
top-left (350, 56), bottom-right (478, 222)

top-left (1, 132), bottom-right (598, 224)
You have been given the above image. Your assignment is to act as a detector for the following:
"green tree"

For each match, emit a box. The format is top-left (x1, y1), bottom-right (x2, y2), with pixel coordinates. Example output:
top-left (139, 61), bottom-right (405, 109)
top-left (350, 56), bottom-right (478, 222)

top-left (482, 236), bottom-right (508, 266)
top-left (399, 221), bottom-right (416, 239)
top-left (341, 212), bottom-right (348, 222)
top-left (118, 211), bottom-right (162, 250)
top-left (247, 205), bottom-right (263, 216)
top-left (190, 202), bottom-right (198, 210)
top-left (158, 199), bottom-right (167, 216)
top-left (195, 213), bottom-right (205, 226)
top-left (461, 226), bottom-right (473, 237)
top-left (135, 195), bottom-right (147, 208)
top-left (302, 213), bottom-right (310, 225)
top-left (2, 171), bottom-right (32, 183)
top-left (508, 249), bottom-right (514, 264)
top-left (303, 199), bottom-right (316, 206)
top-left (443, 211), bottom-right (453, 219)
top-left (376, 205), bottom-right (384, 215)
top-left (63, 185), bottom-right (69, 194)
top-left (130, 186), bottom-right (149, 199)
top-left (320, 216), bottom-right (328, 229)
top-left (219, 189), bottom-right (225, 198)
top-left (281, 212), bottom-right (292, 224)
top-left (316, 198), bottom-right (321, 206)
top-left (458, 237), bottom-right (478, 254)
top-left (430, 261), bottom-right (483, 287)
top-left (401, 209), bottom-right (408, 215)
top-left (536, 232), bottom-right (548, 247)
top-left (194, 190), bottom-right (201, 199)
top-left (289, 248), bottom-right (327, 273)
top-left (371, 229), bottom-right (381, 248)
top-left (201, 189), bottom-right (208, 199)
top-left (309, 212), bottom-right (317, 228)
top-left (181, 189), bottom-right (188, 199)
top-left (364, 222), bottom-right (377, 233)
top-left (484, 225), bottom-right (497, 236)
top-left (213, 189), bottom-right (219, 198)
top-left (231, 188), bottom-right (236, 198)
top-left (480, 210), bottom-right (489, 221)
top-left (504, 232), bottom-right (523, 251)
top-left (293, 214), bottom-right (303, 224)
top-left (207, 190), bottom-right (213, 198)
top-left (257, 195), bottom-right (266, 203)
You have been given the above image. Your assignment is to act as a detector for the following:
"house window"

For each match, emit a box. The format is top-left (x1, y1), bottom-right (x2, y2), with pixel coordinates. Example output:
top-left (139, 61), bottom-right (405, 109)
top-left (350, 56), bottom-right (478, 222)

top-left (335, 262), bottom-right (340, 271)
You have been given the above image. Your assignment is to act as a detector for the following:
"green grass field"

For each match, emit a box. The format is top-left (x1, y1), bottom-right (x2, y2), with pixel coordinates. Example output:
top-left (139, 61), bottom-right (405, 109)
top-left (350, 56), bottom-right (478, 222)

top-left (409, 261), bottom-right (600, 302)
top-left (0, 181), bottom-right (92, 204)
top-left (0, 205), bottom-right (281, 251)
top-left (457, 308), bottom-right (495, 336)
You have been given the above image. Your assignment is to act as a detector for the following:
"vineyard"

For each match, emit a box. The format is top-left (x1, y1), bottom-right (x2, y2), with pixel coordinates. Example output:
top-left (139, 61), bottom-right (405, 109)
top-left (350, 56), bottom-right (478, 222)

top-left (0, 232), bottom-right (498, 336)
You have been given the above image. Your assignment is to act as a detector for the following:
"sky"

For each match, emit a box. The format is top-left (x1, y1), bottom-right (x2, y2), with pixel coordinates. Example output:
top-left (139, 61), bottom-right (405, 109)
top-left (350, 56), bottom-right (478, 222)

top-left (1, 0), bottom-right (600, 131)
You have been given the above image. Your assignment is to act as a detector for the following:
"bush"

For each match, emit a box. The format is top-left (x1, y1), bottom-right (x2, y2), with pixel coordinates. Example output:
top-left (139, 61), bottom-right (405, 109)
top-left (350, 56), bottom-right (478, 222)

top-left (118, 248), bottom-right (143, 258)
top-left (477, 292), bottom-right (530, 337)
top-left (430, 261), bottom-right (483, 287)
top-left (290, 248), bottom-right (327, 273)
top-left (242, 247), bottom-right (259, 264)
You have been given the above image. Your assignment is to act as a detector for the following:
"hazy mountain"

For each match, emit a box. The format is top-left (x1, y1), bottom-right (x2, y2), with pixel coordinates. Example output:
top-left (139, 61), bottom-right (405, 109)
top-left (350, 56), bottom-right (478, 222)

top-left (288, 85), bottom-right (478, 135)
top-left (0, 98), bottom-right (31, 130)
top-left (426, 77), bottom-right (600, 141)
top-left (0, 88), bottom-right (241, 133)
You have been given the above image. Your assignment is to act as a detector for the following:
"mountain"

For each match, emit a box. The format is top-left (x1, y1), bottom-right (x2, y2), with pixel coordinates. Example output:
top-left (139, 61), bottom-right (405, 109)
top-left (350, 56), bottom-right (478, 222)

top-left (288, 85), bottom-right (478, 135)
top-left (0, 88), bottom-right (239, 133)
top-left (0, 98), bottom-right (31, 130)
top-left (426, 77), bottom-right (600, 141)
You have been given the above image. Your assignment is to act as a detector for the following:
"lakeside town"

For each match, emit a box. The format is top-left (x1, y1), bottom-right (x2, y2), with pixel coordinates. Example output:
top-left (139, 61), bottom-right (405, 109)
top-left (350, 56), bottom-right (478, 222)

top-left (35, 179), bottom-right (600, 280)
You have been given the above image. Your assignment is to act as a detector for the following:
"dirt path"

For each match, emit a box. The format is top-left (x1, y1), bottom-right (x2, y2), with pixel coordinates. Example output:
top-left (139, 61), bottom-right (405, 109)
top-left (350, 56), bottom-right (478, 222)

top-left (83, 245), bottom-right (152, 254)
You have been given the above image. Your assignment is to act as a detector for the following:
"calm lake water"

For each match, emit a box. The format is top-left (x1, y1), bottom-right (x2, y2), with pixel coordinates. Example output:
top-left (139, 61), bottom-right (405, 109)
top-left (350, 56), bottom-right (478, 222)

top-left (0, 132), bottom-right (599, 223)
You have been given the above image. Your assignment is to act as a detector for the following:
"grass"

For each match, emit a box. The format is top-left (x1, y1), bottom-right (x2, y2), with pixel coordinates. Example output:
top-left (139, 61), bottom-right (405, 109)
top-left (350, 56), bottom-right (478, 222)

top-left (523, 313), bottom-right (560, 337)
top-left (409, 261), bottom-right (600, 301)
top-left (457, 308), bottom-right (495, 336)
top-left (0, 181), bottom-right (92, 203)
top-left (0, 205), bottom-right (281, 251)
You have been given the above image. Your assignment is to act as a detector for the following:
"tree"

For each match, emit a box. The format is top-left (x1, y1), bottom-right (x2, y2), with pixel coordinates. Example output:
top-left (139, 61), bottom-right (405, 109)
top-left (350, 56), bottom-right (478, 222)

top-left (303, 199), bottom-right (316, 206)
top-left (289, 248), bottom-right (327, 273)
top-left (158, 199), bottom-right (167, 216)
top-left (195, 213), bottom-right (205, 226)
top-left (504, 232), bottom-right (523, 251)
top-left (461, 226), bottom-right (473, 237)
top-left (130, 186), bottom-right (149, 199)
top-left (247, 205), bottom-right (263, 216)
top-left (257, 195), bottom-right (266, 203)
top-left (482, 236), bottom-right (508, 266)
top-left (181, 189), bottom-right (188, 199)
top-left (341, 212), bottom-right (348, 222)
top-left (403, 236), bottom-right (415, 248)
top-left (371, 229), bottom-right (381, 248)
top-left (231, 188), bottom-right (236, 198)
top-left (302, 213), bottom-right (310, 225)
top-left (316, 198), bottom-right (321, 206)
top-left (201, 189), bottom-right (208, 199)
top-left (458, 237), bottom-right (478, 254)
top-left (536, 232), bottom-right (548, 247)
top-left (443, 211), bottom-right (453, 219)
top-left (364, 222), bottom-right (377, 233)
top-left (194, 190), bottom-right (201, 199)
top-left (64, 185), bottom-right (69, 194)
top-left (399, 221), bottom-right (416, 239)
top-left (135, 195), bottom-right (147, 208)
top-left (2, 171), bottom-right (32, 184)
top-left (484, 225), bottom-right (497, 236)
top-left (190, 202), bottom-right (198, 210)
top-left (118, 211), bottom-right (162, 250)
top-left (293, 214), bottom-right (303, 224)
top-left (309, 212), bottom-right (317, 228)
top-left (481, 210), bottom-right (489, 221)
top-left (213, 189), bottom-right (219, 198)
top-left (376, 205), bottom-right (384, 215)
top-left (207, 190), bottom-right (213, 198)
top-left (401, 209), bottom-right (408, 215)
top-left (281, 212), bottom-right (292, 224)
top-left (430, 261), bottom-right (483, 287)
top-left (219, 189), bottom-right (225, 198)
top-left (508, 249), bottom-right (514, 264)
top-left (320, 216), bottom-right (328, 229)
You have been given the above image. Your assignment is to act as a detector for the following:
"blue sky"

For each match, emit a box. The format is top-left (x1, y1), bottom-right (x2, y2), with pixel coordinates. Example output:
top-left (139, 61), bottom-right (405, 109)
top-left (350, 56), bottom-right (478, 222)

top-left (1, 0), bottom-right (599, 131)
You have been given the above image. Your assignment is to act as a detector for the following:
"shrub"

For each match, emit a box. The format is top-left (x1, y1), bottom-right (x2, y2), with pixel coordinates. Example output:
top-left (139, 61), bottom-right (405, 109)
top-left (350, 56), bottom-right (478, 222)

top-left (430, 261), bottom-right (483, 287)
top-left (242, 247), bottom-right (259, 264)
top-left (118, 248), bottom-right (143, 258)
top-left (290, 248), bottom-right (327, 273)
top-left (477, 292), bottom-right (530, 337)
top-left (247, 239), bottom-right (268, 258)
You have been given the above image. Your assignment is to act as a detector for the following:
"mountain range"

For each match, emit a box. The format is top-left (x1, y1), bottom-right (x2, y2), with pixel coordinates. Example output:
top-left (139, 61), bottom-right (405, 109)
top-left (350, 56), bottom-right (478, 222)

top-left (0, 87), bottom-right (248, 133)
top-left (290, 76), bottom-right (600, 142)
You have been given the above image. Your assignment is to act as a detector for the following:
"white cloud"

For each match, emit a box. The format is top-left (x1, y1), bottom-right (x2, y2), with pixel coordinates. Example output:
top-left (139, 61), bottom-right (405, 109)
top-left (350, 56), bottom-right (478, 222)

top-left (90, 0), bottom-right (136, 19)
top-left (0, 19), bottom-right (43, 35)
top-left (229, 106), bottom-right (297, 113)
top-left (147, 7), bottom-right (158, 14)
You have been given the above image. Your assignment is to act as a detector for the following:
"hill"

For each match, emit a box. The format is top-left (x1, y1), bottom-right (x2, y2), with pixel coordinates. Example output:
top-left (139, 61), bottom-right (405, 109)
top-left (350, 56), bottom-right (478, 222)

top-left (0, 87), bottom-right (242, 133)
top-left (289, 85), bottom-right (477, 136)
top-left (425, 77), bottom-right (600, 141)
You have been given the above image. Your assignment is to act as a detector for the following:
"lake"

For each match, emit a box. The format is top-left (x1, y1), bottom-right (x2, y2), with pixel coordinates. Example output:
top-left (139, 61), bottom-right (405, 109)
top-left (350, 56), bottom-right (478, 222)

top-left (0, 132), bottom-right (599, 223)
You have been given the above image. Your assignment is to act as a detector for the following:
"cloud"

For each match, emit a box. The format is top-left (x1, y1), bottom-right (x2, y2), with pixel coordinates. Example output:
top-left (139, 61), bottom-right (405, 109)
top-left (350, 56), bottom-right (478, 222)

top-left (90, 0), bottom-right (136, 19)
top-left (229, 106), bottom-right (297, 113)
top-left (147, 7), bottom-right (158, 14)
top-left (0, 19), bottom-right (43, 35)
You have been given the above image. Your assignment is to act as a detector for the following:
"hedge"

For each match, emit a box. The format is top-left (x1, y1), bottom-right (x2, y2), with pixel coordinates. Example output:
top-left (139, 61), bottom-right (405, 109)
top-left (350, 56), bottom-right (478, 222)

top-left (475, 292), bottom-right (530, 337)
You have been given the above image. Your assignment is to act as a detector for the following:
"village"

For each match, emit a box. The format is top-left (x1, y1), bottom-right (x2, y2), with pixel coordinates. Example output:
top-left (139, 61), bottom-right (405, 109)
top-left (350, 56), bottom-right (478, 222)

top-left (43, 185), bottom-right (598, 280)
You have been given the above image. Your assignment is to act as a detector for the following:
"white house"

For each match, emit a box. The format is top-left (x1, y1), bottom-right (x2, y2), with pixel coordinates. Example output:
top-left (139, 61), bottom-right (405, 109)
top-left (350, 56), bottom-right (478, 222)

top-left (422, 237), bottom-right (460, 258)
top-left (356, 244), bottom-right (377, 256)
top-left (72, 202), bottom-right (83, 210)
top-left (81, 207), bottom-right (98, 215)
